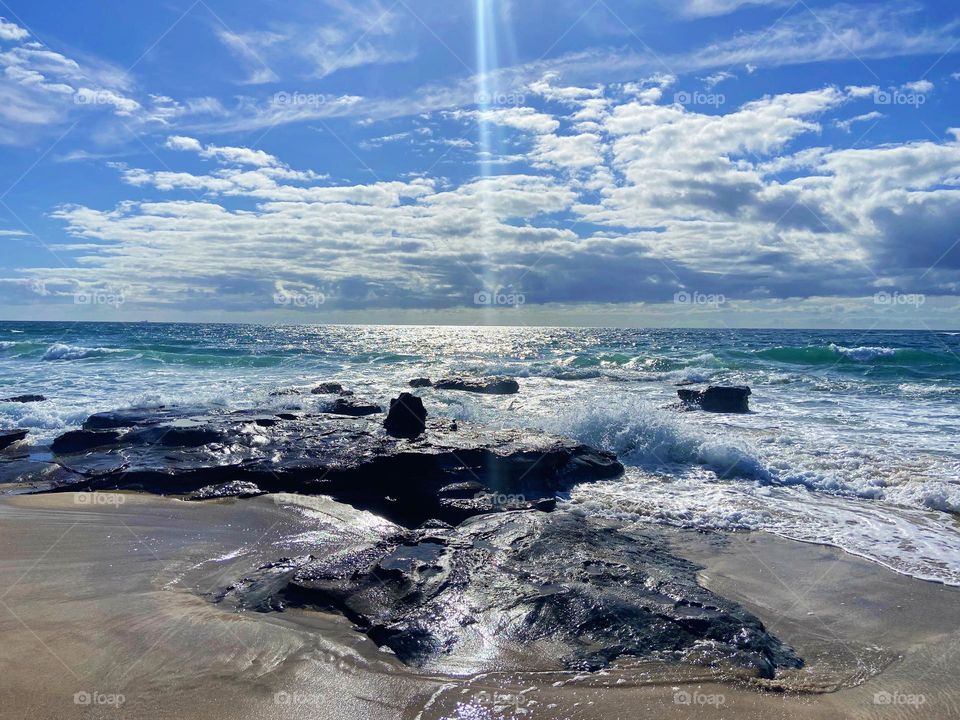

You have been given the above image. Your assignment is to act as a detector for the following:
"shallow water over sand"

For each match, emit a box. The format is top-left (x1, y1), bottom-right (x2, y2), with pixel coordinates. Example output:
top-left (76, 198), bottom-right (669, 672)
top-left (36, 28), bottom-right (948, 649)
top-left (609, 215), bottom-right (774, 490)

top-left (2, 493), bottom-right (959, 719)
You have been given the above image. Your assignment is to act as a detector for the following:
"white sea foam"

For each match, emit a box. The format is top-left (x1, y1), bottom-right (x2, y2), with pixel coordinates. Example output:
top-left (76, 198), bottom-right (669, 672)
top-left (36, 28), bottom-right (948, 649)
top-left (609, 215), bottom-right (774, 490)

top-left (829, 344), bottom-right (897, 362)
top-left (571, 472), bottom-right (960, 586)
top-left (41, 343), bottom-right (123, 361)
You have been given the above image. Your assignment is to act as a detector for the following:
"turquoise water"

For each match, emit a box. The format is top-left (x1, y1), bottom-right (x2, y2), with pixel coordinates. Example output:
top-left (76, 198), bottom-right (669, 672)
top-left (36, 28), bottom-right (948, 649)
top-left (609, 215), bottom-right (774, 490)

top-left (2, 322), bottom-right (959, 584)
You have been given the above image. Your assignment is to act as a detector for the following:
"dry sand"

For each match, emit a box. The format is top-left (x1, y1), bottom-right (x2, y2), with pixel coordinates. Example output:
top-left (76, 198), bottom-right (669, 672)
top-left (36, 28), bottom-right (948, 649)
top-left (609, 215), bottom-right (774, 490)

top-left (0, 492), bottom-right (957, 719)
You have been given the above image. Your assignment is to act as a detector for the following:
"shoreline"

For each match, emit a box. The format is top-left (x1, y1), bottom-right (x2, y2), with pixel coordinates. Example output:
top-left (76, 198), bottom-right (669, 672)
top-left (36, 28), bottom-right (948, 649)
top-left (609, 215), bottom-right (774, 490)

top-left (1, 493), bottom-right (958, 719)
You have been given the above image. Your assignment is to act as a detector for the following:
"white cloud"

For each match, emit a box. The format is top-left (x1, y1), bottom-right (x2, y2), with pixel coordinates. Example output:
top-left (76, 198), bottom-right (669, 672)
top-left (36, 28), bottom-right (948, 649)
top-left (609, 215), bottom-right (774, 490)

top-left (677, 0), bottom-right (791, 18)
top-left (903, 79), bottom-right (934, 93)
top-left (0, 18), bottom-right (28, 41)
top-left (701, 71), bottom-right (735, 89)
top-left (469, 106), bottom-right (560, 134)
top-left (834, 111), bottom-right (883, 133)
top-left (215, 0), bottom-right (415, 83)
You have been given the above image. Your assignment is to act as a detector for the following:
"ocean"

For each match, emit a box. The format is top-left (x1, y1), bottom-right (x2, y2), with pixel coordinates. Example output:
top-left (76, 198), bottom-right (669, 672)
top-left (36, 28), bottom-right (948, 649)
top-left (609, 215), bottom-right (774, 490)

top-left (2, 322), bottom-right (959, 585)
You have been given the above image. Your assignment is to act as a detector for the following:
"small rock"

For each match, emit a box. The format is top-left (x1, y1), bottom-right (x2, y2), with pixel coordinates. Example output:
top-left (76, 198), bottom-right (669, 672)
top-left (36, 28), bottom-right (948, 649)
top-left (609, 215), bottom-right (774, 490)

top-left (434, 376), bottom-right (520, 395)
top-left (312, 382), bottom-right (344, 395)
top-left (51, 429), bottom-right (123, 454)
top-left (678, 385), bottom-right (751, 413)
top-left (384, 393), bottom-right (428, 438)
top-left (321, 398), bottom-right (382, 417)
top-left (1, 394), bottom-right (46, 403)
top-left (0, 429), bottom-right (28, 450)
top-left (408, 378), bottom-right (433, 388)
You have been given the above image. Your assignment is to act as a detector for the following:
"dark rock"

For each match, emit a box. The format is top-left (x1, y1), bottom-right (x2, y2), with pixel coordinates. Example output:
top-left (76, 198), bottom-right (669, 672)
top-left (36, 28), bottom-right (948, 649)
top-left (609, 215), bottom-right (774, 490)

top-left (312, 382), bottom-right (344, 395)
top-left (1, 394), bottom-right (46, 403)
top-left (0, 429), bottom-right (28, 450)
top-left (51, 429), bottom-right (123, 454)
top-left (383, 393), bottom-right (427, 438)
top-left (408, 378), bottom-right (433, 388)
top-left (225, 512), bottom-right (801, 678)
top-left (33, 405), bottom-right (623, 527)
top-left (321, 398), bottom-right (382, 417)
top-left (678, 385), bottom-right (751, 413)
top-left (434, 376), bottom-right (520, 395)
top-left (269, 388), bottom-right (302, 397)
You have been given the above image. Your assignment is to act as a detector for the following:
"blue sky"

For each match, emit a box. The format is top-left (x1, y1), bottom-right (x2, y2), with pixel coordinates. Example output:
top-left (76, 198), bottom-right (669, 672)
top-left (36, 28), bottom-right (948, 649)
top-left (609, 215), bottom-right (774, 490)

top-left (1, 0), bottom-right (959, 327)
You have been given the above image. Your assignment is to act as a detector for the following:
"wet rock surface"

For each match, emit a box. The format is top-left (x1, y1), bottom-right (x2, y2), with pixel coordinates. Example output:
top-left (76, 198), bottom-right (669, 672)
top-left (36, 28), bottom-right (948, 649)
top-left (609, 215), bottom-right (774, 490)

top-left (679, 385), bottom-right (752, 413)
top-left (1, 394), bottom-right (46, 403)
top-left (434, 376), bottom-right (520, 395)
top-left (222, 510), bottom-right (802, 678)
top-left (318, 398), bottom-right (382, 416)
top-left (384, 393), bottom-right (427, 438)
top-left (31, 405), bottom-right (622, 527)
top-left (0, 429), bottom-right (28, 450)
top-left (4, 392), bottom-right (804, 680)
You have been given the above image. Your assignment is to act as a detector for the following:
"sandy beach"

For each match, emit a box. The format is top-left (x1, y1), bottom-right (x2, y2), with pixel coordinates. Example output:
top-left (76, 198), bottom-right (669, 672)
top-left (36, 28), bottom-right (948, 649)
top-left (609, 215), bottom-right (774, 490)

top-left (1, 492), bottom-right (957, 720)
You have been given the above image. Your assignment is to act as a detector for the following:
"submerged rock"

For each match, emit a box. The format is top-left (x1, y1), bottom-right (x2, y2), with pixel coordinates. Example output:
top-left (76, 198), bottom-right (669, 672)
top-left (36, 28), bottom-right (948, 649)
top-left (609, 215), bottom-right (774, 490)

top-left (679, 385), bottom-right (751, 413)
top-left (311, 382), bottom-right (345, 395)
top-left (1, 394), bottom-right (46, 403)
top-left (408, 378), bottom-right (433, 388)
top-left (0, 429), bottom-right (28, 450)
top-left (384, 393), bottom-right (427, 438)
top-left (39, 404), bottom-right (623, 526)
top-left (225, 511), bottom-right (802, 678)
top-left (434, 376), bottom-right (520, 395)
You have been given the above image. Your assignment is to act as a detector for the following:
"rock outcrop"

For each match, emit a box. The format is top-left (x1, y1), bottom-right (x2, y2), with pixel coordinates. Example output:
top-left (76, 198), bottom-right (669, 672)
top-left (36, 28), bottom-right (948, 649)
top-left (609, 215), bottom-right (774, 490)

top-left (223, 511), bottom-right (802, 678)
top-left (319, 398), bottom-right (382, 416)
top-left (678, 385), bottom-right (751, 413)
top-left (40, 405), bottom-right (623, 527)
top-left (1, 394), bottom-right (46, 403)
top-left (383, 393), bottom-right (427, 438)
top-left (0, 429), bottom-right (28, 450)
top-left (434, 376), bottom-right (520, 395)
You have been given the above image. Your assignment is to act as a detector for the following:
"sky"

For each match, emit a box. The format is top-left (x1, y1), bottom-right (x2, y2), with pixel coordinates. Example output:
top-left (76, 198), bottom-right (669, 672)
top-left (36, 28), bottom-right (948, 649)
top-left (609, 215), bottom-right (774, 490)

top-left (0, 0), bottom-right (959, 328)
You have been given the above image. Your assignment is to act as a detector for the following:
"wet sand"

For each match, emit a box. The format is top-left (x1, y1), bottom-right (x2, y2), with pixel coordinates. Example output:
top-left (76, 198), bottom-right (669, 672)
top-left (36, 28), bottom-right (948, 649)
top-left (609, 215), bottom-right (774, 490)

top-left (0, 492), bottom-right (958, 719)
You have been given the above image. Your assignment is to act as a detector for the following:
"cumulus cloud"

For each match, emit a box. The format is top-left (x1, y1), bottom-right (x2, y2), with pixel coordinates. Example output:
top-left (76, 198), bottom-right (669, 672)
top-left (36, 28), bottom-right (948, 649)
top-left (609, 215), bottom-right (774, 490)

top-left (24, 79), bottom-right (960, 315)
top-left (0, 18), bottom-right (28, 41)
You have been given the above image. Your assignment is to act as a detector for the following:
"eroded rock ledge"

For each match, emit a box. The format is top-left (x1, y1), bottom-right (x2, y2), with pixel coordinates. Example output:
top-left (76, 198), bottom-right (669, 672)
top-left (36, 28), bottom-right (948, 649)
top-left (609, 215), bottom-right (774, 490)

top-left (221, 510), bottom-right (803, 678)
top-left (41, 405), bottom-right (623, 527)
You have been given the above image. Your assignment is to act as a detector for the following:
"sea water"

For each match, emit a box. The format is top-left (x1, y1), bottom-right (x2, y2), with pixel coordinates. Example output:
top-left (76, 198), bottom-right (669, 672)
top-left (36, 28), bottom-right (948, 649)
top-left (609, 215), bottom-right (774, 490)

top-left (2, 323), bottom-right (959, 584)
